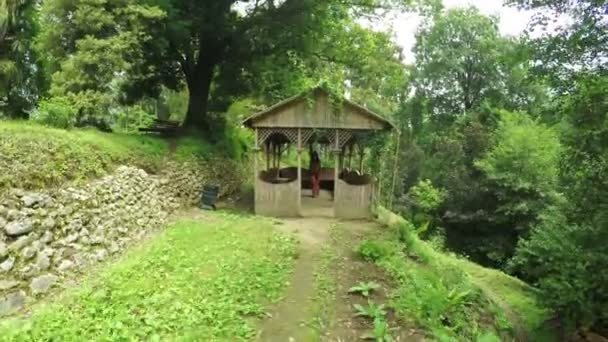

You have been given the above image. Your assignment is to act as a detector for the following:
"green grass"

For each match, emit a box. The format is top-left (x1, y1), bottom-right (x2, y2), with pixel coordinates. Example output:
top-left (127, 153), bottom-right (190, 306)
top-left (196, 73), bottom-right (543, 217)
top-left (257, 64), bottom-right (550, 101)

top-left (453, 259), bottom-right (554, 340)
top-left (0, 121), bottom-right (245, 191)
top-left (309, 223), bottom-right (340, 333)
top-left (0, 121), bottom-right (168, 189)
top-left (371, 207), bottom-right (553, 341)
top-left (0, 212), bottom-right (297, 341)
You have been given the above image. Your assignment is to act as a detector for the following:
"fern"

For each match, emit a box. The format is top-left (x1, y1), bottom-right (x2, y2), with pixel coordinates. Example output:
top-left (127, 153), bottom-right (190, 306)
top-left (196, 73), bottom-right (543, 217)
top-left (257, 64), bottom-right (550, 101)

top-left (348, 281), bottom-right (381, 297)
top-left (354, 300), bottom-right (387, 319)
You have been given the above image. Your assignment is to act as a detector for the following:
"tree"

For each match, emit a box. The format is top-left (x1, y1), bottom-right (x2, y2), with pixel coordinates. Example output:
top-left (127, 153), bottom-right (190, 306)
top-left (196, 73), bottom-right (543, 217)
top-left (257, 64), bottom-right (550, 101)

top-left (412, 7), bottom-right (506, 124)
top-left (36, 0), bottom-right (171, 126)
top-left (508, 0), bottom-right (607, 87)
top-left (153, 0), bottom-right (410, 132)
top-left (504, 0), bottom-right (608, 334)
top-left (475, 110), bottom-right (561, 234)
top-left (0, 0), bottom-right (41, 118)
top-left (36, 0), bottom-right (409, 131)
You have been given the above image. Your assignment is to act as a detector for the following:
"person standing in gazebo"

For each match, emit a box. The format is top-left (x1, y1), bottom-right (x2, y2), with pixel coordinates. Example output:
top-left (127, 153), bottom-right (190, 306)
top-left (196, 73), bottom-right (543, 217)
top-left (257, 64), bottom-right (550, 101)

top-left (310, 150), bottom-right (321, 197)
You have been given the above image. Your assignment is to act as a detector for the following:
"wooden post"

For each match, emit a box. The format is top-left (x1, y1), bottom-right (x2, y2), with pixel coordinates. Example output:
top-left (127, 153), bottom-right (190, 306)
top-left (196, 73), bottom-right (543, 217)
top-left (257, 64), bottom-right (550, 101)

top-left (297, 128), bottom-right (302, 215)
top-left (359, 145), bottom-right (365, 173)
top-left (389, 131), bottom-right (401, 210)
top-left (334, 129), bottom-right (340, 203)
top-left (253, 128), bottom-right (259, 213)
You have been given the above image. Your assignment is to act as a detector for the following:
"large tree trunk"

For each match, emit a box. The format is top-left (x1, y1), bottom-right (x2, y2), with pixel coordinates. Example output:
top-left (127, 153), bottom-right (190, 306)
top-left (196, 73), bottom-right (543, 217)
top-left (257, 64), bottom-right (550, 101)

top-left (183, 59), bottom-right (215, 132)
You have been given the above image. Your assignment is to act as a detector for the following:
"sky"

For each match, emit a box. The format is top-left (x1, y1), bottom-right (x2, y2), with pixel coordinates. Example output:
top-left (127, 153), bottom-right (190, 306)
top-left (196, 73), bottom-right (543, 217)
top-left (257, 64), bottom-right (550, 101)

top-left (370, 0), bottom-right (536, 63)
top-left (234, 0), bottom-right (551, 64)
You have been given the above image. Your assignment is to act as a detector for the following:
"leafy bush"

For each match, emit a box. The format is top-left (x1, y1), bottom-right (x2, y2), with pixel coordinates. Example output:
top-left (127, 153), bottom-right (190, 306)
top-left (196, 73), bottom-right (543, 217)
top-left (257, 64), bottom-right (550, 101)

top-left (348, 281), bottom-right (381, 297)
top-left (357, 240), bottom-right (392, 262)
top-left (510, 206), bottom-right (608, 333)
top-left (374, 207), bottom-right (552, 340)
top-left (407, 179), bottom-right (445, 213)
top-left (31, 97), bottom-right (77, 128)
top-left (396, 220), bottom-right (416, 246)
top-left (161, 86), bottom-right (189, 122)
top-left (112, 105), bottom-right (156, 133)
top-left (371, 317), bottom-right (393, 342)
top-left (354, 300), bottom-right (387, 319)
top-left (475, 110), bottom-right (561, 230)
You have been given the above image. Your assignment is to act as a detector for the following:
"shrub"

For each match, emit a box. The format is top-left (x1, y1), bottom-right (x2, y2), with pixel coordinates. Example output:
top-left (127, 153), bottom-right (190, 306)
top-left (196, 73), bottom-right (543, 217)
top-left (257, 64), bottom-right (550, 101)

top-left (112, 105), bottom-right (156, 133)
top-left (31, 97), bottom-right (77, 128)
top-left (510, 206), bottom-right (608, 333)
top-left (474, 110), bottom-right (561, 231)
top-left (407, 179), bottom-right (446, 213)
top-left (357, 240), bottom-right (392, 262)
top-left (396, 220), bottom-right (416, 246)
top-left (348, 281), bottom-right (381, 297)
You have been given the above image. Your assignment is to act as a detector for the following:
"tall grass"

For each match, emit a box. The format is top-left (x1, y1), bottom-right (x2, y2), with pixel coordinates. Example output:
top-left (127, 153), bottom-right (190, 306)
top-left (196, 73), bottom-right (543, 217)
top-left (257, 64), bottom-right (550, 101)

top-left (363, 207), bottom-right (552, 341)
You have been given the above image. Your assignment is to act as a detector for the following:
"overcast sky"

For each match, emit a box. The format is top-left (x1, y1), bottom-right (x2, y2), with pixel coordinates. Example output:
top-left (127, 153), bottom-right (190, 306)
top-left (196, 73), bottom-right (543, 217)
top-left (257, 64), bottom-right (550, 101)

top-left (235, 0), bottom-right (548, 63)
top-left (370, 0), bottom-right (537, 63)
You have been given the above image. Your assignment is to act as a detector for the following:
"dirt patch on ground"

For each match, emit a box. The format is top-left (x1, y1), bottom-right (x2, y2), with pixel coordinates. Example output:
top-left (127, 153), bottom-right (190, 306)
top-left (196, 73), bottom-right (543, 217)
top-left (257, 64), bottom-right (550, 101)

top-left (256, 217), bottom-right (333, 341)
top-left (323, 220), bottom-right (426, 341)
top-left (257, 218), bottom-right (426, 341)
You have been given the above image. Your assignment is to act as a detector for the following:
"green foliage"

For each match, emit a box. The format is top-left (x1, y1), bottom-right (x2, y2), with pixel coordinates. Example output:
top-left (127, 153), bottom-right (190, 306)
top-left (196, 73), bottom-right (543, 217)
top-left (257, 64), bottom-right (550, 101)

top-left (161, 86), bottom-right (189, 122)
top-left (355, 298), bottom-right (393, 341)
top-left (475, 111), bottom-right (561, 202)
top-left (412, 7), bottom-right (532, 123)
top-left (356, 239), bottom-right (393, 262)
top-left (354, 300), bottom-right (387, 319)
top-left (396, 219), bottom-right (417, 248)
top-left (375, 207), bottom-right (552, 340)
top-left (174, 127), bottom-right (250, 162)
top-left (508, 0), bottom-right (607, 87)
top-left (0, 0), bottom-right (41, 118)
top-left (370, 317), bottom-right (393, 342)
top-left (0, 214), bottom-right (298, 340)
top-left (407, 179), bottom-right (445, 213)
top-left (510, 206), bottom-right (608, 332)
top-left (30, 96), bottom-right (76, 128)
top-left (36, 0), bottom-right (170, 126)
top-left (112, 105), bottom-right (156, 133)
top-left (348, 281), bottom-right (381, 298)
top-left (0, 121), bottom-right (167, 189)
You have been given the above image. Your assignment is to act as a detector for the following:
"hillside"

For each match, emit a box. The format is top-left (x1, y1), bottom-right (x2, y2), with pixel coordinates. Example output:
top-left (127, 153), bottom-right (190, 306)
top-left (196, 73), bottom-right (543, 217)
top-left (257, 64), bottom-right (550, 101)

top-left (0, 121), bottom-right (246, 193)
top-left (373, 207), bottom-right (553, 341)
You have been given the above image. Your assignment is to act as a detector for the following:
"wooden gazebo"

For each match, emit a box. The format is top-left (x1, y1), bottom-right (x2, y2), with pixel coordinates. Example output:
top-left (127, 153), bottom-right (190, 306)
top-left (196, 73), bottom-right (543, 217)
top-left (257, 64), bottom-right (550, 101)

top-left (243, 87), bottom-right (394, 218)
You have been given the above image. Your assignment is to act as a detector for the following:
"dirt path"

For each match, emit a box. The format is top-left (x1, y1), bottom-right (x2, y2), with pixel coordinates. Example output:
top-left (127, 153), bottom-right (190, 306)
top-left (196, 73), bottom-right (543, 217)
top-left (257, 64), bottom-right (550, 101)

top-left (257, 217), bottom-right (332, 341)
top-left (256, 216), bottom-right (427, 342)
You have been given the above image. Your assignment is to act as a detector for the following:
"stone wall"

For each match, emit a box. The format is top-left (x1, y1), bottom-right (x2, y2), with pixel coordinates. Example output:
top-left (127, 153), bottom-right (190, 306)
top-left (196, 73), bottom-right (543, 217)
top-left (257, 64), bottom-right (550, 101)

top-left (0, 162), bottom-right (242, 316)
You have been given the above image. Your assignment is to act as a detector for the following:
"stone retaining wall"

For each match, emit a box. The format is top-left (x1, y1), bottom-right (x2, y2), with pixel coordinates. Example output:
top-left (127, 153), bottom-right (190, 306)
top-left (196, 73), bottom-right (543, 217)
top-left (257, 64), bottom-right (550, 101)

top-left (0, 162), bottom-right (242, 316)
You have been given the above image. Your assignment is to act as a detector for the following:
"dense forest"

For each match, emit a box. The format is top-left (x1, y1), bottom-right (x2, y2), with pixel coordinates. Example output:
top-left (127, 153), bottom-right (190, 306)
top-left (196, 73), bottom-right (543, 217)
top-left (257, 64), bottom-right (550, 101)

top-left (1, 0), bottom-right (606, 337)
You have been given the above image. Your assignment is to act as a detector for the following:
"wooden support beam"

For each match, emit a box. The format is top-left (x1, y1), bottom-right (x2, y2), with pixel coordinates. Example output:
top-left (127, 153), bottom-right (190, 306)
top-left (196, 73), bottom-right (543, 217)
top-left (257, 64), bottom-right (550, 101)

top-left (297, 128), bottom-right (302, 215)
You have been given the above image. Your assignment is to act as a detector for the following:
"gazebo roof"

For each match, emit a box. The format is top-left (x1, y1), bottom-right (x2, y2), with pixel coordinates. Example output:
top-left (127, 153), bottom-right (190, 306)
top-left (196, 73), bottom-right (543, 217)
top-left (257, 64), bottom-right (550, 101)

top-left (243, 87), bottom-right (395, 131)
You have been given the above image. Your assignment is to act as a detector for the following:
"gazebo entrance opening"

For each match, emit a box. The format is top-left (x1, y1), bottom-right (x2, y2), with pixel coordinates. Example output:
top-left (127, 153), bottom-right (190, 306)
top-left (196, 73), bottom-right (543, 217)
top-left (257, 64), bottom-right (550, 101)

top-left (244, 87), bottom-right (394, 218)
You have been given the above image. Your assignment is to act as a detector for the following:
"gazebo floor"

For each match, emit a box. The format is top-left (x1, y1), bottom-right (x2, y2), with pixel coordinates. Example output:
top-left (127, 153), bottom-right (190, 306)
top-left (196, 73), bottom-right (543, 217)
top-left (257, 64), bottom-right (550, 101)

top-left (300, 189), bottom-right (334, 218)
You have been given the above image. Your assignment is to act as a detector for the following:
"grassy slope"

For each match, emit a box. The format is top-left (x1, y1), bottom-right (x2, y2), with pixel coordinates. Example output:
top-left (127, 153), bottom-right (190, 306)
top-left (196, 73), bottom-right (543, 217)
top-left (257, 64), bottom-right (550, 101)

top-left (0, 212), bottom-right (297, 341)
top-left (0, 121), bottom-right (245, 191)
top-left (0, 121), bottom-right (169, 190)
top-left (373, 207), bottom-right (553, 341)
